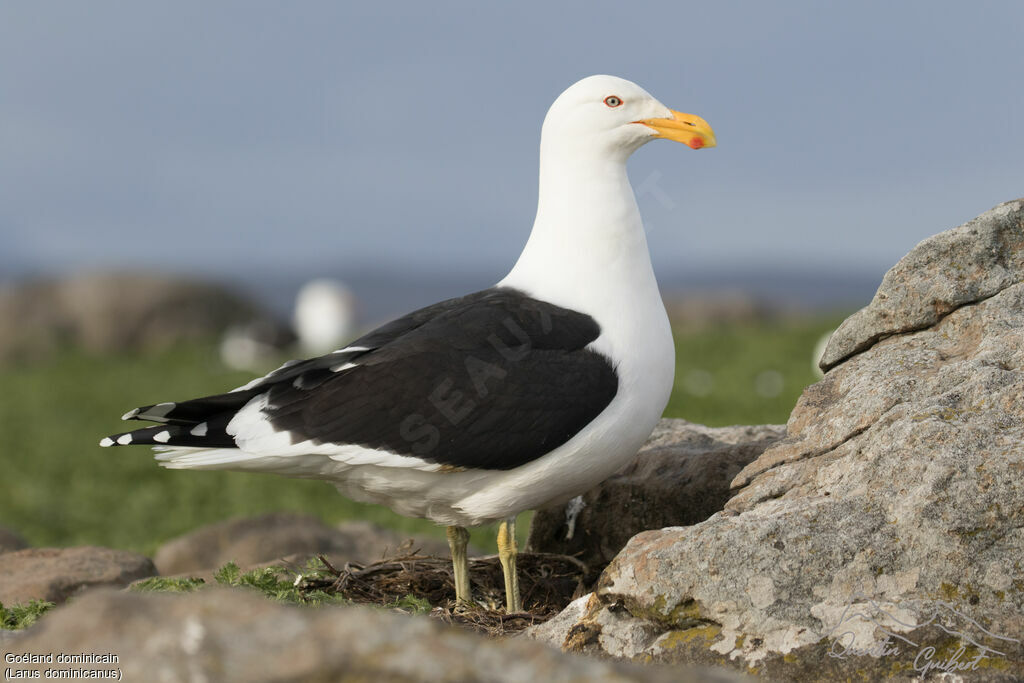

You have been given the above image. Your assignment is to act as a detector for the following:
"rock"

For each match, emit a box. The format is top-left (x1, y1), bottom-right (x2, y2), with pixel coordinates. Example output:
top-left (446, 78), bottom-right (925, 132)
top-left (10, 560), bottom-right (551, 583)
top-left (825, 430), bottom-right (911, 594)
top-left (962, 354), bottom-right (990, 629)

top-left (534, 200), bottom-right (1024, 680)
top-left (0, 547), bottom-right (156, 605)
top-left (334, 519), bottom-right (454, 558)
top-left (154, 513), bottom-right (452, 575)
top-left (820, 198), bottom-right (1023, 370)
top-left (0, 526), bottom-right (28, 554)
top-left (663, 292), bottom-right (777, 328)
top-left (522, 592), bottom-right (594, 644)
top-left (3, 588), bottom-right (747, 682)
top-left (0, 629), bottom-right (22, 649)
top-left (0, 271), bottom-right (284, 362)
top-left (527, 420), bottom-right (784, 575)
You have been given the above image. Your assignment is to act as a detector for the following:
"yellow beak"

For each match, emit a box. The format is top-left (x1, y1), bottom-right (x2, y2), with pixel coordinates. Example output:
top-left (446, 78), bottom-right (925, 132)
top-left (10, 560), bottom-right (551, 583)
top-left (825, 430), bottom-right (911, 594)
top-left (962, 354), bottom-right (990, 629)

top-left (636, 110), bottom-right (716, 149)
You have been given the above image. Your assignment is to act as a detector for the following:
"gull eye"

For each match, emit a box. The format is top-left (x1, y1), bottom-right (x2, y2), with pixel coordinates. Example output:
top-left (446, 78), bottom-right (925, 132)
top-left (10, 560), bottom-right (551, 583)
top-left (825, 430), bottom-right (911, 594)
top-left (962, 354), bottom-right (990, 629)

top-left (603, 95), bottom-right (623, 108)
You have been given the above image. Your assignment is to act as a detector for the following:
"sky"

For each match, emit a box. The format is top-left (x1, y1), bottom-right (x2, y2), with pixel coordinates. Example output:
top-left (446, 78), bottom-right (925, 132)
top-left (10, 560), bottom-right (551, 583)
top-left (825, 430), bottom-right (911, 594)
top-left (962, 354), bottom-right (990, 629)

top-left (2, 2), bottom-right (1022, 296)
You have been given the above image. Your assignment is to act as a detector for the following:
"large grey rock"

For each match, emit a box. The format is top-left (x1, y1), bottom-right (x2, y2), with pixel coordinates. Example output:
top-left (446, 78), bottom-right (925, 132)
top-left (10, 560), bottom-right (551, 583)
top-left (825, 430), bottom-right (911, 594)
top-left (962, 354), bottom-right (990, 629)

top-left (1, 588), bottom-right (747, 682)
top-left (0, 271), bottom-right (281, 361)
top-left (154, 513), bottom-right (452, 575)
top-left (820, 198), bottom-right (1024, 370)
top-left (534, 201), bottom-right (1024, 680)
top-left (0, 526), bottom-right (28, 554)
top-left (527, 420), bottom-right (784, 575)
top-left (0, 547), bottom-right (156, 605)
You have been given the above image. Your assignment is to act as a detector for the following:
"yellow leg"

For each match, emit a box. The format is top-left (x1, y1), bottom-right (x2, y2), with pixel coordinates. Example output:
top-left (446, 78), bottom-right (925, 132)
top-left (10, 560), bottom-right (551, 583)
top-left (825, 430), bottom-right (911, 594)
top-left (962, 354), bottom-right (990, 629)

top-left (497, 516), bottom-right (521, 613)
top-left (446, 525), bottom-right (472, 605)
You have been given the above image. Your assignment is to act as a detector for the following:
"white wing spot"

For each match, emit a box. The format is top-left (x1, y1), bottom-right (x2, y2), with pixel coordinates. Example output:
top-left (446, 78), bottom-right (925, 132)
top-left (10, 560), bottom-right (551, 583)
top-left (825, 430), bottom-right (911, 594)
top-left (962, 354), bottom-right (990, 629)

top-left (330, 362), bottom-right (358, 373)
top-left (99, 437), bottom-right (114, 447)
top-left (121, 408), bottom-right (140, 421)
top-left (332, 345), bottom-right (369, 354)
top-left (230, 360), bottom-right (305, 392)
top-left (116, 434), bottom-right (133, 445)
top-left (153, 430), bottom-right (172, 443)
top-left (191, 422), bottom-right (208, 437)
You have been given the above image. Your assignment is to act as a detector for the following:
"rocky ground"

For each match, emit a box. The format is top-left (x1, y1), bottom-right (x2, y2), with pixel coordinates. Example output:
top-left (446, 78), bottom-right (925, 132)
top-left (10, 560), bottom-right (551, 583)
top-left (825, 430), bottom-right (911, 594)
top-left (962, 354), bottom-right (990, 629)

top-left (527, 420), bottom-right (785, 578)
top-left (0, 271), bottom-right (288, 363)
top-left (0, 510), bottom-right (744, 681)
top-left (2, 199), bottom-right (1022, 681)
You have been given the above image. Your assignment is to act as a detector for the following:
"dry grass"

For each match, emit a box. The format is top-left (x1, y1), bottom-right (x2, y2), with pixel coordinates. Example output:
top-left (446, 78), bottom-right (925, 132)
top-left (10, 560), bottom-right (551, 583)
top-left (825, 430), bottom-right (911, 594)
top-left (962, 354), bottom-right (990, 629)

top-left (304, 548), bottom-right (588, 636)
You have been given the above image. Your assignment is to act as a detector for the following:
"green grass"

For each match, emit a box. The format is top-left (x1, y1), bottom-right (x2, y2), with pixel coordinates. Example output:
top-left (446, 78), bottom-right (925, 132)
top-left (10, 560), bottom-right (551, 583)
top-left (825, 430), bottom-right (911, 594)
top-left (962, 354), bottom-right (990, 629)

top-left (0, 314), bottom-right (844, 557)
top-left (0, 599), bottom-right (55, 630)
top-left (3, 558), bottom-right (358, 628)
top-left (667, 315), bottom-right (844, 426)
top-left (1, 343), bottom-right (478, 554)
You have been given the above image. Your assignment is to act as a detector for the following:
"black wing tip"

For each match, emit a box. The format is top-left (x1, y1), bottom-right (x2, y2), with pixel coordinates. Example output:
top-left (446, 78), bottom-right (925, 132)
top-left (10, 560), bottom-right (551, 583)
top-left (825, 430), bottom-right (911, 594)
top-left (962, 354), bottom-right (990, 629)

top-left (100, 422), bottom-right (236, 449)
top-left (99, 426), bottom-right (168, 447)
top-left (120, 401), bottom-right (181, 423)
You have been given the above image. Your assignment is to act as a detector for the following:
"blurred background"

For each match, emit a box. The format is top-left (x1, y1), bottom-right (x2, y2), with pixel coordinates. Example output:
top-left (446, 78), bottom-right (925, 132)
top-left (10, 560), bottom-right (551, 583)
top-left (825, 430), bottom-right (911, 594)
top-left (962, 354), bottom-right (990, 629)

top-left (1, 1), bottom-right (1021, 553)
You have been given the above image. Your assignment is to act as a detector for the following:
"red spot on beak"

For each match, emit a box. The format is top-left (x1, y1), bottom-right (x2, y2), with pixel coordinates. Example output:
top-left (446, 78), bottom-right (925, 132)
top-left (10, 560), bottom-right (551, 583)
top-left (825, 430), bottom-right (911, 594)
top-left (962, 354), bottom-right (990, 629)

top-left (688, 138), bottom-right (705, 150)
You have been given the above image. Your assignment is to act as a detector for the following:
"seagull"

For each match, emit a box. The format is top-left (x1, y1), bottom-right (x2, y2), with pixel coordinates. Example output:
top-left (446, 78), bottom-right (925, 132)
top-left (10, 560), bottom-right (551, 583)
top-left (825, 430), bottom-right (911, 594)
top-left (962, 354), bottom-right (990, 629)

top-left (293, 278), bottom-right (358, 355)
top-left (100, 74), bottom-right (715, 613)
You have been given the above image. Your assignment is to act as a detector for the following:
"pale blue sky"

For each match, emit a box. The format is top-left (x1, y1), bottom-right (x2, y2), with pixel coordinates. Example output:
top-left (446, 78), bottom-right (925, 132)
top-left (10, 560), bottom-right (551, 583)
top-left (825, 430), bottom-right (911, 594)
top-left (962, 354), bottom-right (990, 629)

top-left (2, 2), bottom-right (1022, 288)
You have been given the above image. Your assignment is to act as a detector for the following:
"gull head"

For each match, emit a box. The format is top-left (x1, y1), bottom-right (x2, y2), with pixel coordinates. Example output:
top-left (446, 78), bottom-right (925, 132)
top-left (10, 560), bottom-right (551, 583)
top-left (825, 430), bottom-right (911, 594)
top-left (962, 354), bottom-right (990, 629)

top-left (541, 75), bottom-right (716, 161)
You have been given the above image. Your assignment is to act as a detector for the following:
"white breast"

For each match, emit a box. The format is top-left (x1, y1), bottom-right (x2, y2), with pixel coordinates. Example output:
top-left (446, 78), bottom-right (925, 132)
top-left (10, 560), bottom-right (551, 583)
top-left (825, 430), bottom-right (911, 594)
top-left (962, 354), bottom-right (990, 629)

top-left (441, 147), bottom-right (676, 524)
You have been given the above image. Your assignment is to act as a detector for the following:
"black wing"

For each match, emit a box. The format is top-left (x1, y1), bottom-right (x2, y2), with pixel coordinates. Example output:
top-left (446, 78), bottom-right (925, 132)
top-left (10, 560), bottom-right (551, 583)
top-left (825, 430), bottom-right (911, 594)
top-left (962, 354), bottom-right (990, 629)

top-left (103, 287), bottom-right (619, 471)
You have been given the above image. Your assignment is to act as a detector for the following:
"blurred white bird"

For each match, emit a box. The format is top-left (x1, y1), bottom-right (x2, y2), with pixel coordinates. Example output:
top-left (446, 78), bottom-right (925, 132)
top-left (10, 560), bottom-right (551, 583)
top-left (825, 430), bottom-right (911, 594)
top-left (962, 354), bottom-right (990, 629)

top-left (293, 278), bottom-right (358, 355)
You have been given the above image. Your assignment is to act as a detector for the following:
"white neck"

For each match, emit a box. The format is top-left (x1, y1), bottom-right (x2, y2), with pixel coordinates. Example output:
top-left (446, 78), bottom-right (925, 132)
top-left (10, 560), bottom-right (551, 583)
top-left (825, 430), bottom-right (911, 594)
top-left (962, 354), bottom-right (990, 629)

top-left (499, 144), bottom-right (662, 322)
top-left (499, 139), bottom-right (675, 433)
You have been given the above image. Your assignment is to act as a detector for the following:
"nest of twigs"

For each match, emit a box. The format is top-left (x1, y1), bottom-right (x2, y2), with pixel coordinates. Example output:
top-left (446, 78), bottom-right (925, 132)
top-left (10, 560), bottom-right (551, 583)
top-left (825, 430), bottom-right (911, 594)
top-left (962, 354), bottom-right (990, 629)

top-left (300, 549), bottom-right (589, 636)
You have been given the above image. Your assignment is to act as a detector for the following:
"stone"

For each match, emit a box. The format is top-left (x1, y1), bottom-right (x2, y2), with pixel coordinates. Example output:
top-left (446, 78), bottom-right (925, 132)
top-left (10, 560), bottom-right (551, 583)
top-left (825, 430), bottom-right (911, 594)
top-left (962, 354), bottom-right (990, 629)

top-left (533, 200), bottom-right (1024, 680)
top-left (521, 593), bottom-right (594, 645)
top-left (663, 292), bottom-right (776, 329)
top-left (154, 513), bottom-right (452, 575)
top-left (820, 198), bottom-right (1024, 370)
top-left (2, 588), bottom-right (748, 682)
top-left (0, 526), bottom-right (28, 554)
top-left (527, 420), bottom-right (784, 575)
top-left (0, 547), bottom-right (156, 605)
top-left (0, 271), bottom-right (285, 362)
